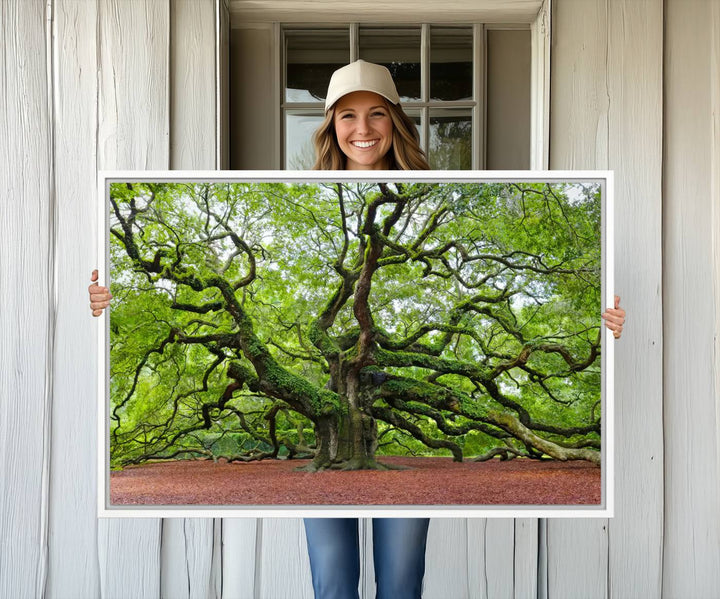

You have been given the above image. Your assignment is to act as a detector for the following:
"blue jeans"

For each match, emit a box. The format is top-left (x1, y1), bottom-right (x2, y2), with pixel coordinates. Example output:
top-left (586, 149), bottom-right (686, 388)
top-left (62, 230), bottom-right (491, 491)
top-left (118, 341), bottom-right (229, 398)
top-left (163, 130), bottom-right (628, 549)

top-left (303, 518), bottom-right (430, 599)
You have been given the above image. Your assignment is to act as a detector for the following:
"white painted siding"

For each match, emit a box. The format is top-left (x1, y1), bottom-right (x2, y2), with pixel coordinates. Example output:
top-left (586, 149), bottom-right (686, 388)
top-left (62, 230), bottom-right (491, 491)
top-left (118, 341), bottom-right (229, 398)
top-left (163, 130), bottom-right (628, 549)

top-left (548, 4), bottom-right (611, 592)
top-left (170, 0), bottom-right (218, 171)
top-left (663, 1), bottom-right (720, 596)
top-left (2, 0), bottom-right (720, 597)
top-left (0, 1), bottom-right (53, 597)
top-left (221, 519), bottom-right (259, 597)
top-left (47, 0), bottom-right (101, 596)
top-left (549, 1), bottom-right (664, 598)
top-left (605, 1), bottom-right (665, 596)
top-left (424, 520), bottom-right (473, 598)
top-left (96, 0), bottom-right (169, 592)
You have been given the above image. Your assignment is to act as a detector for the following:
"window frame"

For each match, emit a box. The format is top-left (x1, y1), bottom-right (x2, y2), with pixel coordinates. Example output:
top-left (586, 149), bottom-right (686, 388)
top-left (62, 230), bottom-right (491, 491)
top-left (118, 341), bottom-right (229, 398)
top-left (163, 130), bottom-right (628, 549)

top-left (281, 23), bottom-right (486, 170)
top-left (236, 1), bottom-right (551, 170)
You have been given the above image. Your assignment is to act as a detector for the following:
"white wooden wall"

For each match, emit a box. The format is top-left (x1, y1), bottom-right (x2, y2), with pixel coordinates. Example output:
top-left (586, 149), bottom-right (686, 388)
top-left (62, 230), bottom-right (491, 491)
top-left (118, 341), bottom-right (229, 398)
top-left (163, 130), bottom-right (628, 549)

top-left (663, 0), bottom-right (720, 595)
top-left (1, 0), bottom-right (719, 597)
top-left (549, 1), bottom-right (664, 596)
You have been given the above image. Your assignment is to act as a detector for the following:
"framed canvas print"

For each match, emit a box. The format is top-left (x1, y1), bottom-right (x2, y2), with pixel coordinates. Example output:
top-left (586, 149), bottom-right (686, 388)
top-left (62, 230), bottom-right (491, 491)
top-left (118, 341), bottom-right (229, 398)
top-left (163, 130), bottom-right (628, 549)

top-left (97, 171), bottom-right (614, 518)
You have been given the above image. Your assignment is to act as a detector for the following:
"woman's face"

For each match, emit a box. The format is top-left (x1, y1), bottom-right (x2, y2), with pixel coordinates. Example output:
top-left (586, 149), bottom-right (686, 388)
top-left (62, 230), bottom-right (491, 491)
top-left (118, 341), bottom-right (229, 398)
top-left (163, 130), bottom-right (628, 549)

top-left (333, 91), bottom-right (394, 170)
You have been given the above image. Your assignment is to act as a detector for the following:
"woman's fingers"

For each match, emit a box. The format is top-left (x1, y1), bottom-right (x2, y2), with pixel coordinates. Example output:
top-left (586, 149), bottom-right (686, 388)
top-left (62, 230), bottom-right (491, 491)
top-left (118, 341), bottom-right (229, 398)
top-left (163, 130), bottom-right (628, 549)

top-left (89, 286), bottom-right (109, 297)
top-left (89, 269), bottom-right (111, 316)
top-left (89, 287), bottom-right (111, 301)
top-left (90, 299), bottom-right (110, 309)
top-left (602, 320), bottom-right (622, 332)
top-left (604, 320), bottom-right (623, 334)
top-left (601, 311), bottom-right (624, 325)
top-left (89, 272), bottom-right (104, 294)
top-left (601, 319), bottom-right (623, 339)
top-left (602, 297), bottom-right (625, 339)
top-left (602, 317), bottom-right (623, 338)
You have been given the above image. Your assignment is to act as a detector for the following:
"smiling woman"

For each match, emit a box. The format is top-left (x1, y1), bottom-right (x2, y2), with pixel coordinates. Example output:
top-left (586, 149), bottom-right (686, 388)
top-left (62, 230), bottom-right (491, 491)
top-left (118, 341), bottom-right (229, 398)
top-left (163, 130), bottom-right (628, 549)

top-left (333, 91), bottom-right (394, 170)
top-left (311, 60), bottom-right (430, 171)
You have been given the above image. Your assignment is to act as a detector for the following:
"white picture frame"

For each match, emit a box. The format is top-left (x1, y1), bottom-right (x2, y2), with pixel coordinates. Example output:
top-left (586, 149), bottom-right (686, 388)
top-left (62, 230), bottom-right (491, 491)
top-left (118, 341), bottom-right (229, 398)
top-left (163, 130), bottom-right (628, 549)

top-left (97, 170), bottom-right (614, 519)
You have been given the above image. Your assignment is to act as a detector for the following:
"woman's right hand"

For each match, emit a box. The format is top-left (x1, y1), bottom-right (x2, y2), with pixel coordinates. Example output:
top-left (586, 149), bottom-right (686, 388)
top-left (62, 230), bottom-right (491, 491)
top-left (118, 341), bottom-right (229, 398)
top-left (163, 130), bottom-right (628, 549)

top-left (89, 269), bottom-right (112, 317)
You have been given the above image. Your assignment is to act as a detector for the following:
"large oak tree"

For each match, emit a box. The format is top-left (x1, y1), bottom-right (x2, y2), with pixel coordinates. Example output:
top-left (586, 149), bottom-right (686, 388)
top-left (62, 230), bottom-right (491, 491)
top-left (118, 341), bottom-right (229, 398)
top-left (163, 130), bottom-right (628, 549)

top-left (109, 181), bottom-right (602, 470)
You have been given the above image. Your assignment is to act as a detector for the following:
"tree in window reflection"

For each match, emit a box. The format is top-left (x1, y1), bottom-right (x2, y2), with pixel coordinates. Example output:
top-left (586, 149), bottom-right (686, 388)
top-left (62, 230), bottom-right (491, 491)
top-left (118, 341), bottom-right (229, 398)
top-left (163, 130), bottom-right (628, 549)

top-left (429, 118), bottom-right (472, 170)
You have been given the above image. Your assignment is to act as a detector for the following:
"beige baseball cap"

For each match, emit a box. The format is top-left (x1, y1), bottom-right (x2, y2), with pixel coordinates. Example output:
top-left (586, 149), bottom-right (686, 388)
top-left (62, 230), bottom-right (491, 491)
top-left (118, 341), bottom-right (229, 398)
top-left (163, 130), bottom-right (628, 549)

top-left (324, 60), bottom-right (400, 112)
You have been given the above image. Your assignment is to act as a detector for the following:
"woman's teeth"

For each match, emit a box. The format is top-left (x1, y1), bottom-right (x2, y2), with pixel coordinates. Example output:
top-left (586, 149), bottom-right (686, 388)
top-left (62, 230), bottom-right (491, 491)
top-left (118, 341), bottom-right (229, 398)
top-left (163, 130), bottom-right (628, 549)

top-left (352, 140), bottom-right (378, 148)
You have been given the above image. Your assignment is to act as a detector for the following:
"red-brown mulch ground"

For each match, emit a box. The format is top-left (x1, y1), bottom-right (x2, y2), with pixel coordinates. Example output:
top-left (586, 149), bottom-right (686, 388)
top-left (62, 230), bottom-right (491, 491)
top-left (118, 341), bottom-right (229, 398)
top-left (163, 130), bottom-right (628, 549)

top-left (110, 456), bottom-right (600, 506)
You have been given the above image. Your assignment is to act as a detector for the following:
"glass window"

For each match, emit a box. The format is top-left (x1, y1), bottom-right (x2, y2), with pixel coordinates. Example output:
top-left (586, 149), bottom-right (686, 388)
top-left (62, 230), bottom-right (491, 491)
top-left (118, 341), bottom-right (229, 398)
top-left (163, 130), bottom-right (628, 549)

top-left (285, 29), bottom-right (349, 103)
top-left (280, 25), bottom-right (529, 170)
top-left (285, 112), bottom-right (325, 169)
top-left (430, 27), bottom-right (473, 101)
top-left (359, 27), bottom-right (421, 102)
top-left (429, 109), bottom-right (472, 170)
top-left (403, 109), bottom-right (423, 147)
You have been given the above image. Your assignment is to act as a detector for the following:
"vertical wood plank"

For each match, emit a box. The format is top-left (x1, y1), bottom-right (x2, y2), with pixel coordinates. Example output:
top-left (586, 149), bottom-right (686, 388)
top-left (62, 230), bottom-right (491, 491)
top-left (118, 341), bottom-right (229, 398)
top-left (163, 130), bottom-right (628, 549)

top-left (97, 0), bottom-right (170, 171)
top-left (712, 11), bottom-right (720, 573)
top-left (485, 520), bottom-right (517, 598)
top-left (221, 519), bottom-right (257, 598)
top-left (0, 1), bottom-right (52, 598)
top-left (546, 521), bottom-right (607, 599)
top-left (162, 2), bottom-right (220, 598)
top-left (161, 520), bottom-right (218, 599)
top-left (605, 1), bottom-right (664, 597)
top-left (550, 0), bottom-right (609, 171)
top-left (467, 519), bottom-right (487, 599)
top-left (170, 0), bottom-right (216, 170)
top-left (209, 520), bottom-right (223, 599)
top-left (419, 519), bottom-right (469, 599)
top-left (47, 1), bottom-right (102, 596)
top-left (550, 1), bottom-right (665, 597)
top-left (513, 519), bottom-right (538, 599)
top-left (536, 520), bottom-right (546, 599)
top-left (98, 521), bottom-right (162, 599)
top-left (218, 4), bottom-right (243, 597)
top-left (465, 519), bottom-right (516, 599)
top-left (663, 1), bottom-right (720, 595)
top-left (96, 1), bottom-right (170, 595)
top-left (547, 1), bottom-right (609, 596)
top-left (258, 518), bottom-right (314, 598)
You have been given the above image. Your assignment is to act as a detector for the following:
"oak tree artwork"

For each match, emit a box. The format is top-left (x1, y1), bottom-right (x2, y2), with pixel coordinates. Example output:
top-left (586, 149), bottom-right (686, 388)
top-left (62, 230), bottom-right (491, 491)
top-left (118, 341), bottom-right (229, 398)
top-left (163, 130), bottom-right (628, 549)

top-left (109, 181), bottom-right (602, 471)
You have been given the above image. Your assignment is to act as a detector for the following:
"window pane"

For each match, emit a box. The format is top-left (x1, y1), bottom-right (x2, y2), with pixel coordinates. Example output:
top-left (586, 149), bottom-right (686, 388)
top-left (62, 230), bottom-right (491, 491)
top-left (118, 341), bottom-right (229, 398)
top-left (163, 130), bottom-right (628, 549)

top-left (430, 27), bottom-right (473, 101)
top-left (429, 109), bottom-right (472, 170)
top-left (285, 112), bottom-right (324, 169)
top-left (359, 27), bottom-right (421, 102)
top-left (402, 109), bottom-right (423, 148)
top-left (286, 30), bottom-right (349, 103)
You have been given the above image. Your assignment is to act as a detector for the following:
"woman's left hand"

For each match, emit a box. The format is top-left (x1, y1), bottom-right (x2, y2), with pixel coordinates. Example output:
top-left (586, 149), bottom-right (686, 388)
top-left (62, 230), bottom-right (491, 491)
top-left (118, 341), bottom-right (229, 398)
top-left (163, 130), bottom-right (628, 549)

top-left (602, 295), bottom-right (625, 339)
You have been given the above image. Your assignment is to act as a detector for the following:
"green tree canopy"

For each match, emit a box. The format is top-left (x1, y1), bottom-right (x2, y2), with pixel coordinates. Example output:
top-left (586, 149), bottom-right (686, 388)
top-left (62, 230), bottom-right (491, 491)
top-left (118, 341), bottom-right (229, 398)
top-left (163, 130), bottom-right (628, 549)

top-left (109, 181), bottom-right (603, 470)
